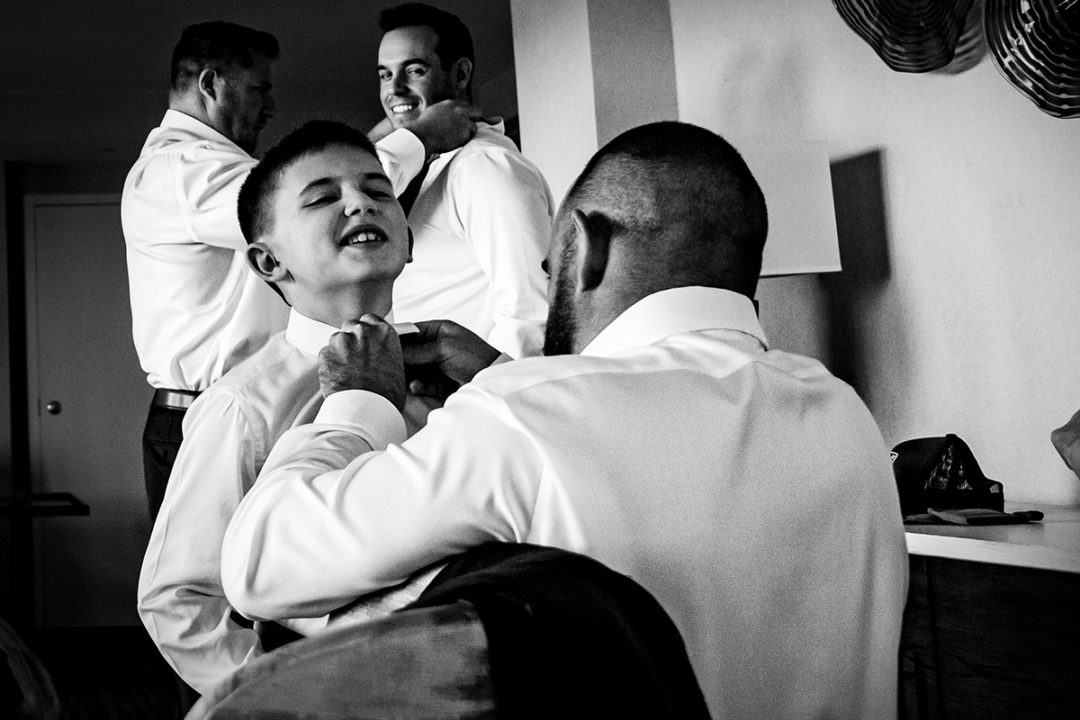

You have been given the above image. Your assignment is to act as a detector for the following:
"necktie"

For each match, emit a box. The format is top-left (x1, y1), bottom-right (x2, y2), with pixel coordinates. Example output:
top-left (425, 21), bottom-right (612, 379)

top-left (397, 158), bottom-right (432, 217)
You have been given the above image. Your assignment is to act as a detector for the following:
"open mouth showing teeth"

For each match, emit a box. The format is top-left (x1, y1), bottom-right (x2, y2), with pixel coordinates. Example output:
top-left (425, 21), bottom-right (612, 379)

top-left (340, 228), bottom-right (388, 246)
top-left (390, 103), bottom-right (417, 114)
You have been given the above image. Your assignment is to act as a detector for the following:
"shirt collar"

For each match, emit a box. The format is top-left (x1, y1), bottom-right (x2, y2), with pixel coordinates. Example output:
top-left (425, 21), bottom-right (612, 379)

top-left (160, 109), bottom-right (246, 153)
top-left (580, 287), bottom-right (768, 357)
top-left (284, 309), bottom-right (341, 357)
top-left (430, 118), bottom-right (508, 164)
top-left (283, 308), bottom-right (408, 357)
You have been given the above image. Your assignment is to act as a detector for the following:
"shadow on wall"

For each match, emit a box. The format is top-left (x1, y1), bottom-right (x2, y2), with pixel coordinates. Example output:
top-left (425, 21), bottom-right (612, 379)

top-left (819, 150), bottom-right (891, 400)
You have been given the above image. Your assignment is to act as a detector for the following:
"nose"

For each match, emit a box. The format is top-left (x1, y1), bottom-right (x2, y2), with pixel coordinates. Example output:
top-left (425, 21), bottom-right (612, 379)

top-left (343, 187), bottom-right (377, 216)
top-left (388, 71), bottom-right (409, 95)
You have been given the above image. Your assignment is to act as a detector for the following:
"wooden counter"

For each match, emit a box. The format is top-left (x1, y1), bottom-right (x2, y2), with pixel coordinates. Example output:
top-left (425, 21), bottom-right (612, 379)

top-left (899, 503), bottom-right (1080, 720)
top-left (904, 502), bottom-right (1080, 574)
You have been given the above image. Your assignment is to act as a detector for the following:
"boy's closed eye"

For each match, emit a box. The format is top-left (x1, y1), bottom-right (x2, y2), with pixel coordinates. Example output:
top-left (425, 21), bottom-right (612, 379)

top-left (303, 195), bottom-right (337, 208)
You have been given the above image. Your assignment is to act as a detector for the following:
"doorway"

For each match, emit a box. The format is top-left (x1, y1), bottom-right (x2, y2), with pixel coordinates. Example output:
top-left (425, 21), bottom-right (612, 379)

top-left (23, 193), bottom-right (149, 627)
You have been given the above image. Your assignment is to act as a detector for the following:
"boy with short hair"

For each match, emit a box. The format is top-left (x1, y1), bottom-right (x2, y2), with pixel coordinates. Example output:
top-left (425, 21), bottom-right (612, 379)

top-left (137, 120), bottom-right (434, 694)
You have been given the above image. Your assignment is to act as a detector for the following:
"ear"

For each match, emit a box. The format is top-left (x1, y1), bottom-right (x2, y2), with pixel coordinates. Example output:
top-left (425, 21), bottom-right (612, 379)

top-left (451, 57), bottom-right (473, 93)
top-left (246, 241), bottom-right (288, 283)
top-left (571, 209), bottom-right (613, 293)
top-left (406, 227), bottom-right (414, 263)
top-left (197, 67), bottom-right (219, 102)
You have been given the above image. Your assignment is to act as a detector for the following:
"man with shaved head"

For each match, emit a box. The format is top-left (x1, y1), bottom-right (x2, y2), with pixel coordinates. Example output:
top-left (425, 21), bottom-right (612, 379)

top-left (221, 121), bottom-right (908, 719)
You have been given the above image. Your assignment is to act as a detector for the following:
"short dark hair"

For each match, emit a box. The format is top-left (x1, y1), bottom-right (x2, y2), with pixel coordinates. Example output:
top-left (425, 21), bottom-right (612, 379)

top-left (170, 21), bottom-right (279, 92)
top-left (238, 121), bottom-right (379, 245)
top-left (566, 121), bottom-right (768, 297)
top-left (379, 3), bottom-right (475, 68)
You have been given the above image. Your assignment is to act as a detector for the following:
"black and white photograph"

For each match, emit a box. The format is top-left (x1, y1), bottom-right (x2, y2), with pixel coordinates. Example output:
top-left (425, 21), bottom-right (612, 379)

top-left (1, 1), bottom-right (1078, 718)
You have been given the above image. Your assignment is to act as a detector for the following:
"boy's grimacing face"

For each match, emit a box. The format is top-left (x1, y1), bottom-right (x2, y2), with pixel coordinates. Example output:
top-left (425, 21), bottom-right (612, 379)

top-left (264, 144), bottom-right (410, 295)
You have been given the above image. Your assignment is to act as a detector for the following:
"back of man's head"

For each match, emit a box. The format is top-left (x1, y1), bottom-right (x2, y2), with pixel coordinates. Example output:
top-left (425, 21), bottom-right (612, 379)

top-left (238, 120), bottom-right (377, 245)
top-left (170, 21), bottom-right (279, 93)
top-left (565, 121), bottom-right (768, 299)
top-left (379, 3), bottom-right (475, 68)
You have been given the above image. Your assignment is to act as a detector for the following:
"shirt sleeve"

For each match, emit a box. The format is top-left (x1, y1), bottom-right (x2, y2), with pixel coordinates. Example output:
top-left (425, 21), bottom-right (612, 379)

top-left (137, 389), bottom-right (264, 695)
top-left (172, 144), bottom-right (257, 252)
top-left (449, 146), bottom-right (553, 358)
top-left (375, 128), bottom-right (426, 196)
top-left (221, 385), bottom-right (542, 622)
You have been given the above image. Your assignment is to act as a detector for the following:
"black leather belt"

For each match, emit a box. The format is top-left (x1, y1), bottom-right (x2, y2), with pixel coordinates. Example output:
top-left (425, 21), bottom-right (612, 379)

top-left (152, 388), bottom-right (201, 410)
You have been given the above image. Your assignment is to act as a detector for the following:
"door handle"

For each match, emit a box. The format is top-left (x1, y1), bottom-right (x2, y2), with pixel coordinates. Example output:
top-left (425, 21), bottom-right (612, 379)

top-left (45, 400), bottom-right (62, 415)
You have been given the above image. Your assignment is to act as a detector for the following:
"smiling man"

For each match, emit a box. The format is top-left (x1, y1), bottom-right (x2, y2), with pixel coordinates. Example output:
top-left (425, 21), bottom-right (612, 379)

top-left (137, 121), bottom-right (437, 697)
top-left (375, 2), bottom-right (554, 359)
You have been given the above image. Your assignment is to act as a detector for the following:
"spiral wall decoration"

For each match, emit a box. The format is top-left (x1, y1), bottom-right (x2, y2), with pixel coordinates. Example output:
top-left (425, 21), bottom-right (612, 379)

top-left (831, 0), bottom-right (978, 72)
top-left (832, 0), bottom-right (1080, 118)
top-left (985, 0), bottom-right (1080, 118)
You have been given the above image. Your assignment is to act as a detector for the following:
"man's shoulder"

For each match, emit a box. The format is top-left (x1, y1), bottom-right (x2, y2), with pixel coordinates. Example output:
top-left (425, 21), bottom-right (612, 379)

top-left (464, 353), bottom-right (617, 398)
top-left (451, 127), bottom-right (527, 165)
top-left (461, 124), bottom-right (520, 153)
top-left (137, 122), bottom-right (251, 165)
top-left (449, 127), bottom-right (539, 173)
top-left (123, 117), bottom-right (256, 219)
top-left (465, 336), bottom-right (857, 403)
top-left (441, 129), bottom-right (550, 207)
top-left (757, 346), bottom-right (851, 388)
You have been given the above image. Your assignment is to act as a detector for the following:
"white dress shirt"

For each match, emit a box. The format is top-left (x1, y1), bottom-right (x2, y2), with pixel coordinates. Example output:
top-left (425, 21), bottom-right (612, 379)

top-left (222, 286), bottom-right (908, 719)
top-left (122, 110), bottom-right (427, 391)
top-left (392, 121), bottom-right (553, 359)
top-left (138, 308), bottom-right (434, 694)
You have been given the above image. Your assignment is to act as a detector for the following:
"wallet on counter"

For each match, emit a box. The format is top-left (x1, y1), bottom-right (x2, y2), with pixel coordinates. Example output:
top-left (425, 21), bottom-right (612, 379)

top-left (926, 507), bottom-right (1044, 526)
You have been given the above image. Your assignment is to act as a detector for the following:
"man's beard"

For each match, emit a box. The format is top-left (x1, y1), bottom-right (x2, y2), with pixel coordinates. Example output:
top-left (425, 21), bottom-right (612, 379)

top-left (542, 265), bottom-right (577, 356)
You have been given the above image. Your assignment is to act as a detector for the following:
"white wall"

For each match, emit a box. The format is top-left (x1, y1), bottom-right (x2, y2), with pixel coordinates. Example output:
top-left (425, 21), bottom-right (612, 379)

top-left (511, 0), bottom-right (843, 280)
top-left (670, 0), bottom-right (1080, 504)
top-left (511, 0), bottom-right (598, 205)
top-left (511, 0), bottom-right (680, 205)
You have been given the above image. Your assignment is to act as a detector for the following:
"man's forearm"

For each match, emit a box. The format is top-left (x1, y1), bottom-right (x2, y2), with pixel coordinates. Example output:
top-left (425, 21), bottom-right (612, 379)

top-left (221, 390), bottom-right (408, 620)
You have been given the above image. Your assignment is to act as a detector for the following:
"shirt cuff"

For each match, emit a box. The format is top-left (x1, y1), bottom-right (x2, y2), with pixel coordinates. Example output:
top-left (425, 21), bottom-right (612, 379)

top-left (316, 390), bottom-right (408, 450)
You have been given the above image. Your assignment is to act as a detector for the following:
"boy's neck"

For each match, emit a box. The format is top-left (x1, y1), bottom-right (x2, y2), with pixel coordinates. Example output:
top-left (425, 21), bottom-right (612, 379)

top-left (289, 283), bottom-right (394, 328)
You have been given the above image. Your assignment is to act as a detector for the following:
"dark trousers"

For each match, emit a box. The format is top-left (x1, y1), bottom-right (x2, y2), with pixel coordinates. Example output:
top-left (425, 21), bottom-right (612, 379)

top-left (142, 396), bottom-right (200, 715)
top-left (141, 398), bottom-right (187, 523)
